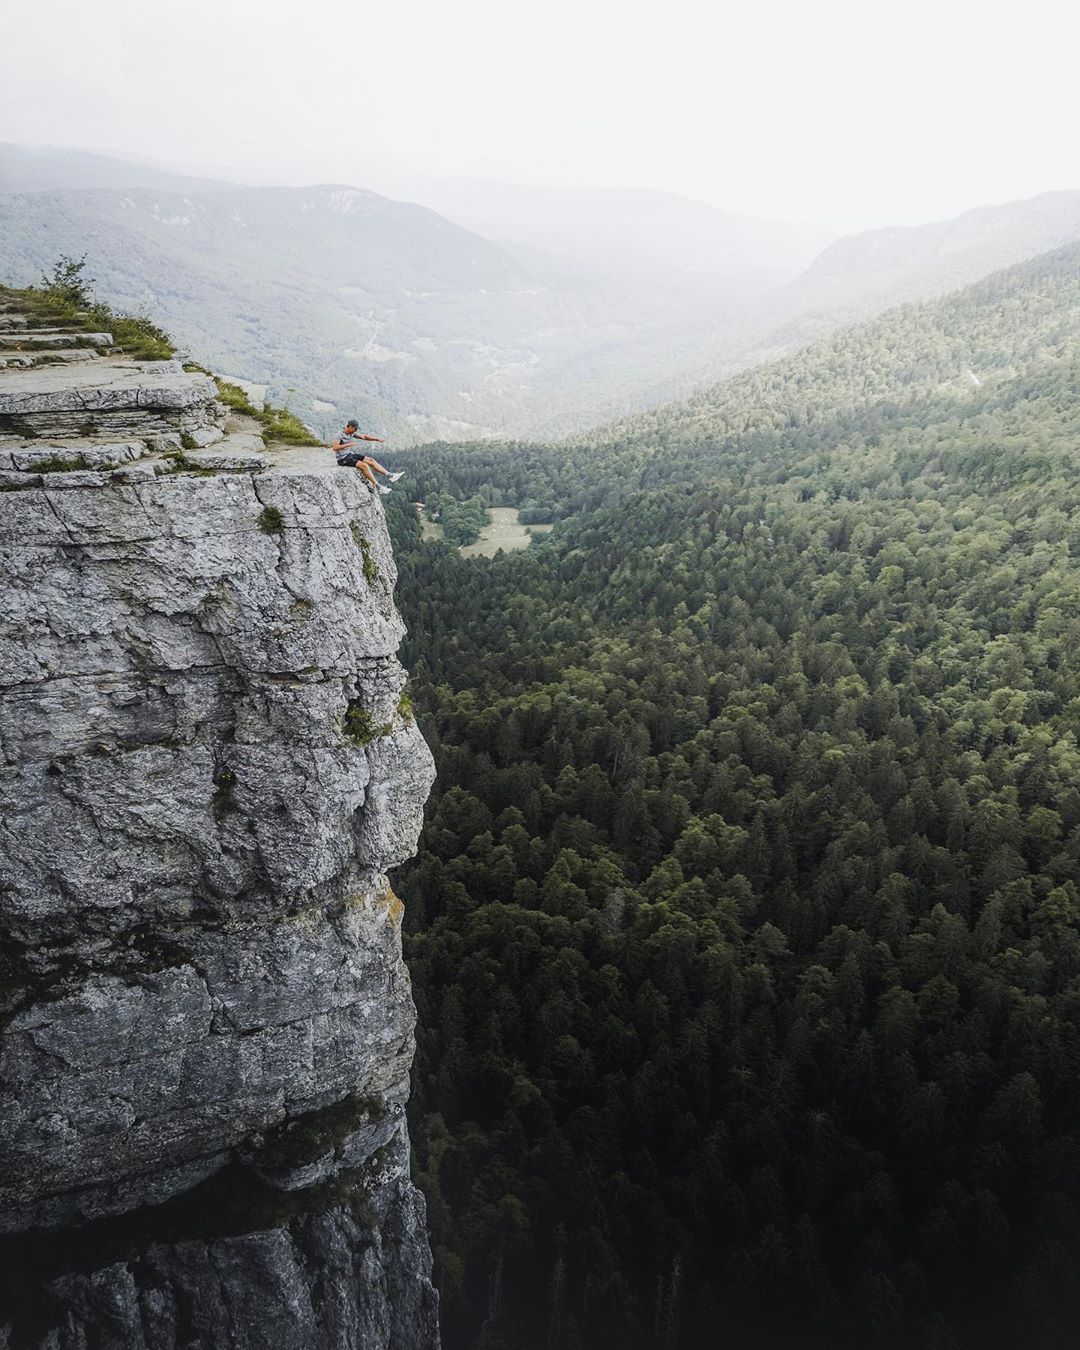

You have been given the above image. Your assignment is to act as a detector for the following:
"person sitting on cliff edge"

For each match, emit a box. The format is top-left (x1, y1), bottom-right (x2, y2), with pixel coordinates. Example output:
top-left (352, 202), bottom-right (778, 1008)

top-left (331, 420), bottom-right (404, 495)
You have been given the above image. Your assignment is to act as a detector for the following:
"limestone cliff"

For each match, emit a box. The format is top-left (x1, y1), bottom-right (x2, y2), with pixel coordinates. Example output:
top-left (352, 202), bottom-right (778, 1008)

top-left (0, 289), bottom-right (440, 1347)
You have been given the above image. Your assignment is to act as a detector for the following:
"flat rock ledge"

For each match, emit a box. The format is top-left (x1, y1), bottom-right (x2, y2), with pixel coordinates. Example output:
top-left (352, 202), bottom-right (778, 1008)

top-left (0, 361), bottom-right (218, 415)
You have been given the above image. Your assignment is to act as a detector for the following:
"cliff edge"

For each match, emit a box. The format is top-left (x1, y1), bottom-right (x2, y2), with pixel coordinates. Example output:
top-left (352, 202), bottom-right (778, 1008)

top-left (0, 289), bottom-right (439, 1348)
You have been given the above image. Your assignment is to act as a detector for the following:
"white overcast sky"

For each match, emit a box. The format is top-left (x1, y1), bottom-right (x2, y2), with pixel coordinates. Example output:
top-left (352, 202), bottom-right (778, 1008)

top-left (3, 0), bottom-right (1077, 229)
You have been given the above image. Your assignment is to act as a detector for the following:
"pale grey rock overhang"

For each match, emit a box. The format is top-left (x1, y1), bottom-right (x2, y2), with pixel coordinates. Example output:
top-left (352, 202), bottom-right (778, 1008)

top-left (0, 1126), bottom-right (440, 1350)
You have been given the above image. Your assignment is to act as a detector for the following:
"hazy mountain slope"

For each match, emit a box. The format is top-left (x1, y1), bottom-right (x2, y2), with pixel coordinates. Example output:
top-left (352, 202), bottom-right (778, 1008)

top-left (0, 182), bottom-right (658, 442)
top-left (617, 191), bottom-right (1080, 403)
top-left (504, 191), bottom-right (1080, 436)
top-left (0, 177), bottom-right (800, 443)
top-left (0, 141), bottom-right (232, 194)
top-left (586, 238), bottom-right (1080, 455)
top-left (422, 186), bottom-right (1080, 438)
top-left (788, 190), bottom-right (1080, 314)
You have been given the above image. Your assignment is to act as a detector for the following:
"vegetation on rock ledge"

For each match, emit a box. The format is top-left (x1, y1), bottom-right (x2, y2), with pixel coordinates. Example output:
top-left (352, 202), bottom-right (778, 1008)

top-left (343, 699), bottom-right (392, 747)
top-left (26, 255), bottom-right (176, 360)
top-left (214, 376), bottom-right (321, 446)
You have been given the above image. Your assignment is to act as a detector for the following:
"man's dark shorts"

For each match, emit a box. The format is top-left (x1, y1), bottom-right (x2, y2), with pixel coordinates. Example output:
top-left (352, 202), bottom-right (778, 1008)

top-left (336, 451), bottom-right (367, 468)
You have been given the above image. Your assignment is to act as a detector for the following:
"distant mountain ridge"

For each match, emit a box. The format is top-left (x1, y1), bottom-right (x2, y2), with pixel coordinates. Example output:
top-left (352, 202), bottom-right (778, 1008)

top-left (786, 189), bottom-right (1080, 313)
top-left (584, 238), bottom-right (1080, 455)
top-left (2, 144), bottom-right (1078, 446)
top-left (0, 170), bottom-right (803, 443)
top-left (0, 141), bottom-right (232, 194)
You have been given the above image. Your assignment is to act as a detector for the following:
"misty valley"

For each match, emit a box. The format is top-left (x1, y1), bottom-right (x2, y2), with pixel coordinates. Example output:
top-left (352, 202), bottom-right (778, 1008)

top-left (2, 104), bottom-right (1080, 1350)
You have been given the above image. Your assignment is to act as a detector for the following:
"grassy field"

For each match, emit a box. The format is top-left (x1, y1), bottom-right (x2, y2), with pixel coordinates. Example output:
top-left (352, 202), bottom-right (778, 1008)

top-left (460, 507), bottom-right (553, 557)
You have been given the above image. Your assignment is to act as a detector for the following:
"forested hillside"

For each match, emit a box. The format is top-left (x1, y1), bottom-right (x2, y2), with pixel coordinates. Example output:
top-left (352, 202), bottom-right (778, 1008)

top-left (389, 242), bottom-right (1080, 1349)
top-left (404, 243), bottom-right (1080, 515)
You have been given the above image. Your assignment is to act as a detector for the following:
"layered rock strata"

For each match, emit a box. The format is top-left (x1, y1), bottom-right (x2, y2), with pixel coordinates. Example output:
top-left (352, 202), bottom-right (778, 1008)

top-left (0, 359), bottom-right (222, 439)
top-left (0, 291), bottom-right (439, 1347)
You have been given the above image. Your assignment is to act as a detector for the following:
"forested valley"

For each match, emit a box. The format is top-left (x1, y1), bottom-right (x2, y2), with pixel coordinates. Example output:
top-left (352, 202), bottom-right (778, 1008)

top-left (388, 241), bottom-right (1080, 1349)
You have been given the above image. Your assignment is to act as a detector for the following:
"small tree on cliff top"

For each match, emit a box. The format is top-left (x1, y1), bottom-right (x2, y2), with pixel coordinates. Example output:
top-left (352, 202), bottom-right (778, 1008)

top-left (39, 254), bottom-right (94, 309)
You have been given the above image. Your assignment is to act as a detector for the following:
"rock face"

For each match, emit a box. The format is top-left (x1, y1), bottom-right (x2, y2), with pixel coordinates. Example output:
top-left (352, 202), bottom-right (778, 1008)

top-left (0, 290), bottom-right (439, 1348)
top-left (2, 1139), bottom-right (438, 1350)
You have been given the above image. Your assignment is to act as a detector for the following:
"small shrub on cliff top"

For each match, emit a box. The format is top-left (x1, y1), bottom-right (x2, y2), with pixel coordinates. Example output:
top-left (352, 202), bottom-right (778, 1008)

top-left (39, 253), bottom-right (93, 308)
top-left (30, 255), bottom-right (176, 359)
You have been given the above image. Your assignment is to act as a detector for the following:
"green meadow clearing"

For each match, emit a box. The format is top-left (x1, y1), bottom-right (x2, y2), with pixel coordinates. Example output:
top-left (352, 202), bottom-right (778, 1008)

top-left (460, 506), bottom-right (552, 557)
top-left (420, 506), bottom-right (553, 555)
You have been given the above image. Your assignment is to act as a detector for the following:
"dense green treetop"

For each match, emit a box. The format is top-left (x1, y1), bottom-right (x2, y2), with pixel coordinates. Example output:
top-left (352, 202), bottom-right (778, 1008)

top-left (388, 241), bottom-right (1080, 1350)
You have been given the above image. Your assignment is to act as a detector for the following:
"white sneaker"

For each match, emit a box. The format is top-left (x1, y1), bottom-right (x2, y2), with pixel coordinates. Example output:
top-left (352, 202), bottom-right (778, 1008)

top-left (378, 485), bottom-right (392, 495)
top-left (386, 471), bottom-right (404, 482)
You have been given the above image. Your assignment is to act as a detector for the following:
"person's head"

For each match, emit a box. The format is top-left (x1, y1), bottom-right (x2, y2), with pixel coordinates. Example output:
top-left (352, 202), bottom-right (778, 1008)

top-left (345, 419), bottom-right (358, 432)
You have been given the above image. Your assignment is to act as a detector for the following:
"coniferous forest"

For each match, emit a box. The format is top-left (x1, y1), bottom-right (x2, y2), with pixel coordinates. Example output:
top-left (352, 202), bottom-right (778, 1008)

top-left (385, 242), bottom-right (1080, 1349)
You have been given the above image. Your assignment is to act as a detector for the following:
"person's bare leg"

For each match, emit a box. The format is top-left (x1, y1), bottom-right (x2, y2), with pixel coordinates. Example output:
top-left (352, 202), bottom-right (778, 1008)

top-left (356, 462), bottom-right (378, 489)
top-left (364, 458), bottom-right (389, 476)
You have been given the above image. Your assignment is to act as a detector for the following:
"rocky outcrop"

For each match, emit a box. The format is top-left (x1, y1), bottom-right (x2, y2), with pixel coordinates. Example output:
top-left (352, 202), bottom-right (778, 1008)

top-left (0, 290), bottom-right (439, 1347)
top-left (0, 359), bottom-right (221, 438)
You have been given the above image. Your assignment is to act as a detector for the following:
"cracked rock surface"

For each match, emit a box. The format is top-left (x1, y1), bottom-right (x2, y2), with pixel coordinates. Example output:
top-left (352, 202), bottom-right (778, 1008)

top-left (0, 360), bottom-right (218, 414)
top-left (0, 447), bottom-right (439, 1346)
